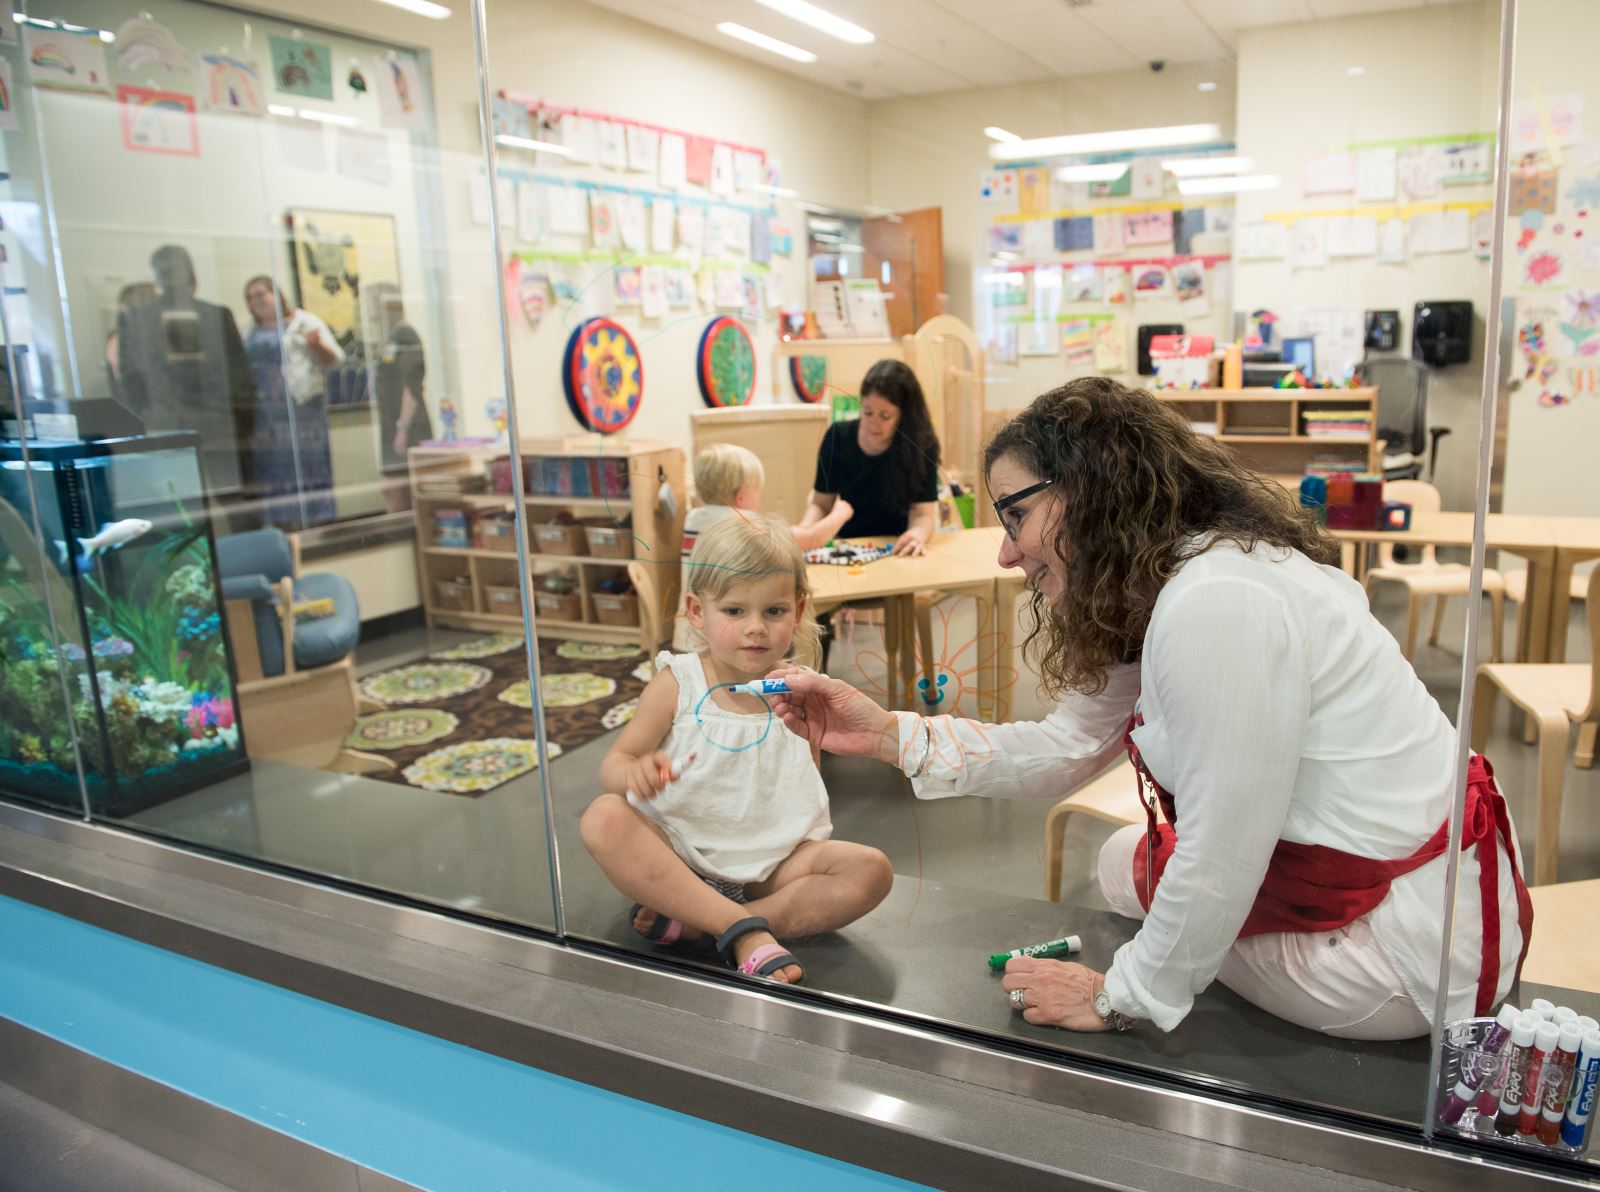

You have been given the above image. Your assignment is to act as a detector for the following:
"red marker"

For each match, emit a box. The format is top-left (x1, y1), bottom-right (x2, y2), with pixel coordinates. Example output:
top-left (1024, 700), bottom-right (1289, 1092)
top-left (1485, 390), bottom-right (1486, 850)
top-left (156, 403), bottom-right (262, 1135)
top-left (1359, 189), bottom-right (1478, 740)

top-left (1494, 1015), bottom-right (1542, 1137)
top-left (1517, 1021), bottom-right (1561, 1136)
top-left (1536, 1023), bottom-right (1585, 1145)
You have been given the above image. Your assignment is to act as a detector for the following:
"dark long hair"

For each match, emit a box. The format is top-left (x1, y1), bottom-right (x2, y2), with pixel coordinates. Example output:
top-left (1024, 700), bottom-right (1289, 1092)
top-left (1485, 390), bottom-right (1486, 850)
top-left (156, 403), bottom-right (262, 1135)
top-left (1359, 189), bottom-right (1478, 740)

top-left (860, 359), bottom-right (940, 512)
top-left (984, 377), bottom-right (1341, 698)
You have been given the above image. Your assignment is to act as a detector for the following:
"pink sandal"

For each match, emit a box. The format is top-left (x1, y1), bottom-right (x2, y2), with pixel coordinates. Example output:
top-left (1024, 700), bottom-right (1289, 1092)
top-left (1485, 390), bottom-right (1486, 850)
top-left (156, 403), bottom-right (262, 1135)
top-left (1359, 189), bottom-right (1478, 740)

top-left (715, 916), bottom-right (804, 983)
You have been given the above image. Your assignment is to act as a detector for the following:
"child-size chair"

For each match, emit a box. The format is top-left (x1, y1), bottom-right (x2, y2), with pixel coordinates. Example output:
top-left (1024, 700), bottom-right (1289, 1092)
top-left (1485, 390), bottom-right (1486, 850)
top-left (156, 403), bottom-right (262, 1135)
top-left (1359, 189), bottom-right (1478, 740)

top-left (217, 528), bottom-right (390, 773)
top-left (1042, 759), bottom-right (1166, 902)
top-left (1364, 480), bottom-right (1505, 662)
top-left (1470, 563), bottom-right (1600, 885)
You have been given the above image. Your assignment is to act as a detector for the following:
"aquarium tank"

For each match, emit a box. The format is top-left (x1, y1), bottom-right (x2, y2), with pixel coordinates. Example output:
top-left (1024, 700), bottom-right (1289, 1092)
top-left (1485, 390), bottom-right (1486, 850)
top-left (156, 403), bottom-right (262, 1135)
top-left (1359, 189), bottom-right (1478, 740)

top-left (0, 432), bottom-right (248, 816)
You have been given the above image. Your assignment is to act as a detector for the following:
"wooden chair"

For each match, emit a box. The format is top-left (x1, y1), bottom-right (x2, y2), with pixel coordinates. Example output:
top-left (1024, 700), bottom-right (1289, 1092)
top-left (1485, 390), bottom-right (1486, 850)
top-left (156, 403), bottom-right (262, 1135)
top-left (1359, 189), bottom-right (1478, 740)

top-left (219, 529), bottom-right (392, 775)
top-left (1364, 480), bottom-right (1505, 662)
top-left (1470, 563), bottom-right (1600, 885)
top-left (1043, 759), bottom-right (1165, 902)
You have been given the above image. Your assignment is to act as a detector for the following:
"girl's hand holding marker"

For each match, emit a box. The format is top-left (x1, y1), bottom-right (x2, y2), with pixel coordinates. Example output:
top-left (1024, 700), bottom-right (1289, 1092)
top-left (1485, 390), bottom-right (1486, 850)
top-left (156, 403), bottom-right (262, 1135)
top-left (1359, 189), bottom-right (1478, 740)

top-left (624, 751), bottom-right (696, 805)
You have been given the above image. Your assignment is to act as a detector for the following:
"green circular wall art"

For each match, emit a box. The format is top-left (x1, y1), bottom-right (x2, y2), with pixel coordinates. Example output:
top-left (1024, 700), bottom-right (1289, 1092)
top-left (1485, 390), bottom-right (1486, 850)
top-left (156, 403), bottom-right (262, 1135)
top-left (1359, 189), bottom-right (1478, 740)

top-left (696, 316), bottom-right (756, 408)
top-left (790, 353), bottom-right (827, 403)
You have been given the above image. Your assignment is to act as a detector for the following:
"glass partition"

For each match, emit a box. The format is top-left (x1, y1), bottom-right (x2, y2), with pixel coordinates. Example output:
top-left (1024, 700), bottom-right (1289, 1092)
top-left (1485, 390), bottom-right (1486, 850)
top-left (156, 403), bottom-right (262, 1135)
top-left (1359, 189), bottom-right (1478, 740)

top-left (483, 0), bottom-right (1517, 1143)
top-left (1424, 0), bottom-right (1600, 1171)
top-left (3, 0), bottom-right (557, 930)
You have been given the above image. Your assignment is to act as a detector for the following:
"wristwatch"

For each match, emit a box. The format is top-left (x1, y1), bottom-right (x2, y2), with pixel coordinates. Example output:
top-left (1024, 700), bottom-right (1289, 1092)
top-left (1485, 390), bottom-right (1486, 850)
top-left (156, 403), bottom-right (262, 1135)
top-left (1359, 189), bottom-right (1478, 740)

top-left (1093, 983), bottom-right (1135, 1032)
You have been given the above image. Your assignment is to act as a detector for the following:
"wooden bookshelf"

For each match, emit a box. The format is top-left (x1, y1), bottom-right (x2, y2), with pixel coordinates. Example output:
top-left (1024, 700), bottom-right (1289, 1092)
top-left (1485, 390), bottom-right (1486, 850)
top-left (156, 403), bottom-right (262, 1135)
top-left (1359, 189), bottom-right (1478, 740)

top-left (408, 438), bottom-right (685, 648)
top-left (1152, 387), bottom-right (1380, 477)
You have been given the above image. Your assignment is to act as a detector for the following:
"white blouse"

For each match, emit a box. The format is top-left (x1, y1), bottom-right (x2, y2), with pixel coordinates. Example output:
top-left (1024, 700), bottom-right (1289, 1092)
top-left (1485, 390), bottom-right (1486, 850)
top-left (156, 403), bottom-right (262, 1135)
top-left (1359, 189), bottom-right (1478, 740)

top-left (896, 539), bottom-right (1524, 1031)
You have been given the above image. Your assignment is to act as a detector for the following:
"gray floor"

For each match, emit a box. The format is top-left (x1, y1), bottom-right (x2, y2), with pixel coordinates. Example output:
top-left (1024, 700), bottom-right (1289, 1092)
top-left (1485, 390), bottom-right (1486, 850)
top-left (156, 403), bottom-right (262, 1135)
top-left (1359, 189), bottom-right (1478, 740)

top-left (109, 583), bottom-right (1600, 1139)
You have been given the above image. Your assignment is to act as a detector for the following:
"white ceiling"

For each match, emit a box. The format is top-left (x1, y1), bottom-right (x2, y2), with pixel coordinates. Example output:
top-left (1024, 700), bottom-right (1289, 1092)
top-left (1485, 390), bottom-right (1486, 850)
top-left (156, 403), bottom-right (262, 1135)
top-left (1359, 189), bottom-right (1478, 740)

top-left (582, 0), bottom-right (1466, 100)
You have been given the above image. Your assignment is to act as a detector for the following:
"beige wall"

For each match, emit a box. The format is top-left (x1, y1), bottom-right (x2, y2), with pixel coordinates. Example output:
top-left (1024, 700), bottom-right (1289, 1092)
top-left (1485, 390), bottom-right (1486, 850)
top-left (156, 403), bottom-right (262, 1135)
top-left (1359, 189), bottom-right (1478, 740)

top-left (1496, 0), bottom-right (1600, 517)
top-left (1232, 2), bottom-right (1501, 511)
top-left (866, 66), bottom-right (1238, 408)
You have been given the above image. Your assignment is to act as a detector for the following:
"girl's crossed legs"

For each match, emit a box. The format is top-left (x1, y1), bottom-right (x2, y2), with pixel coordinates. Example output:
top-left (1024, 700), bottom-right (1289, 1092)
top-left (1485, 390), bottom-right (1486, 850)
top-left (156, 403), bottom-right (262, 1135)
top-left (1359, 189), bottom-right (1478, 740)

top-left (580, 792), bottom-right (893, 983)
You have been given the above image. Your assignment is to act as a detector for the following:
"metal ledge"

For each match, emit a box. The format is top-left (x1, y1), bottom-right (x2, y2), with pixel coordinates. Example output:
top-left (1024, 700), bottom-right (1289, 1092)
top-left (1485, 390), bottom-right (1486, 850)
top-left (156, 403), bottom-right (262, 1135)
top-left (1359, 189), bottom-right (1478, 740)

top-left (0, 802), bottom-right (1588, 1191)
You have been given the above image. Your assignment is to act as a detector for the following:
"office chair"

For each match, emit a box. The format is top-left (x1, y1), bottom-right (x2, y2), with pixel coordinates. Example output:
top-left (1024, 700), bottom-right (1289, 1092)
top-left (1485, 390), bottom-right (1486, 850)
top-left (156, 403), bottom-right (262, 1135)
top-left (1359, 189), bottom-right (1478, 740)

top-left (1356, 358), bottom-right (1450, 482)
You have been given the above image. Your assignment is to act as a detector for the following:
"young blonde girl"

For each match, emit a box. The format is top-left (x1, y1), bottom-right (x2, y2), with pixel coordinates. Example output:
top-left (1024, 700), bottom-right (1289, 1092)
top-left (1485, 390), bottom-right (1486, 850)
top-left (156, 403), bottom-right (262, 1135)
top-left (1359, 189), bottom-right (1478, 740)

top-left (582, 513), bottom-right (892, 984)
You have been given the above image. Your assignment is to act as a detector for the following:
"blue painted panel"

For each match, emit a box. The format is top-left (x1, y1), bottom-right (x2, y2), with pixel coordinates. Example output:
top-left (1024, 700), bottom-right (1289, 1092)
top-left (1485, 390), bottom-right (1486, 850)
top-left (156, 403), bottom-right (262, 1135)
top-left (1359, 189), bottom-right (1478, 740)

top-left (0, 894), bottom-right (924, 1191)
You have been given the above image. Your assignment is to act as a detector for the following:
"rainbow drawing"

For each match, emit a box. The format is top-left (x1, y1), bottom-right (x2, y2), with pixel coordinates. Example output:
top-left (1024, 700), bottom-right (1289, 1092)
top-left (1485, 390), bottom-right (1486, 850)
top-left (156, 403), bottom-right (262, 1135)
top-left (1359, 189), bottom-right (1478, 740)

top-left (29, 43), bottom-right (75, 75)
top-left (201, 54), bottom-right (263, 116)
top-left (118, 85), bottom-right (199, 158)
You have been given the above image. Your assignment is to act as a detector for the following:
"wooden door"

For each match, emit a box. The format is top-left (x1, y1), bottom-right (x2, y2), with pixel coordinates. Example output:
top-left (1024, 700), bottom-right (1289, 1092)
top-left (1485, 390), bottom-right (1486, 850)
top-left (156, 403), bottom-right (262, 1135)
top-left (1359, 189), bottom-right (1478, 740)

top-left (862, 208), bottom-right (945, 338)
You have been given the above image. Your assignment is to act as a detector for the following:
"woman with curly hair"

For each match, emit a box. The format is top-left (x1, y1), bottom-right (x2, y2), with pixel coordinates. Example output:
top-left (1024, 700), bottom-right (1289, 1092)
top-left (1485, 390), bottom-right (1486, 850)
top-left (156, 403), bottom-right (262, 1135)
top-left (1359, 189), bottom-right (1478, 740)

top-left (771, 378), bottom-right (1531, 1040)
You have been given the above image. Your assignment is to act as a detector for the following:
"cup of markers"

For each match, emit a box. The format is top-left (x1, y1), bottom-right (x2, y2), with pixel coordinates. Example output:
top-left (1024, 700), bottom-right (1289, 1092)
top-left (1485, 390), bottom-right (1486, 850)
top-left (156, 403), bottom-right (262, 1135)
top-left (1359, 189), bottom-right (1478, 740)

top-left (1436, 1001), bottom-right (1600, 1155)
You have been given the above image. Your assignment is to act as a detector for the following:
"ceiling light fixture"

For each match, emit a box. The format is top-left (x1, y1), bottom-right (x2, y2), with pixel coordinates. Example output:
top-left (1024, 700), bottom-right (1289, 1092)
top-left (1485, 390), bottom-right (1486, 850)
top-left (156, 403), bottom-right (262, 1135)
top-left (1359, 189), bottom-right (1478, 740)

top-left (1161, 154), bottom-right (1253, 177)
top-left (1197, 81), bottom-right (1217, 92)
top-left (1054, 162), bottom-right (1130, 183)
top-left (495, 134), bottom-right (571, 155)
top-left (372, 0), bottom-right (452, 18)
top-left (984, 126), bottom-right (1021, 143)
top-left (1347, 65), bottom-right (1366, 76)
top-left (989, 122), bottom-right (1220, 161)
top-left (717, 21), bottom-right (817, 62)
top-left (754, 0), bottom-right (872, 44)
top-left (1177, 173), bottom-right (1281, 196)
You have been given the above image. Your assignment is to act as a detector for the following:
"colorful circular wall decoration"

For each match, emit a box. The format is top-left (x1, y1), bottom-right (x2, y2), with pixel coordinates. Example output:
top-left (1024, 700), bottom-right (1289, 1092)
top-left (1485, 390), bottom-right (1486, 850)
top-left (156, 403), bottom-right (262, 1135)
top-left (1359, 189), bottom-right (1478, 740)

top-left (562, 317), bottom-right (643, 434)
top-left (790, 354), bottom-right (828, 404)
top-left (696, 316), bottom-right (756, 408)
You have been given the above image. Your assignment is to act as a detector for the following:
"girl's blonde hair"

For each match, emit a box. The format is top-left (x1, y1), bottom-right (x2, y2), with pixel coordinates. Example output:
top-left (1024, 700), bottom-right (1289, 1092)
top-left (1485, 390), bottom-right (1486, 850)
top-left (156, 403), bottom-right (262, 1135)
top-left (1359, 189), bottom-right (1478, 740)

top-left (685, 512), bottom-right (820, 668)
top-left (693, 443), bottom-right (765, 508)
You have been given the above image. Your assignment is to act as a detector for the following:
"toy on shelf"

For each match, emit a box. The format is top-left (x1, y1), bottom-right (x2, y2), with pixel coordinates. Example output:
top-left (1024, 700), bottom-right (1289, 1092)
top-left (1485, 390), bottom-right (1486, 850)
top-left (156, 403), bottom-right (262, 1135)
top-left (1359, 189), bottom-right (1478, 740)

top-left (1299, 470), bottom-right (1384, 530)
top-left (805, 542), bottom-right (891, 566)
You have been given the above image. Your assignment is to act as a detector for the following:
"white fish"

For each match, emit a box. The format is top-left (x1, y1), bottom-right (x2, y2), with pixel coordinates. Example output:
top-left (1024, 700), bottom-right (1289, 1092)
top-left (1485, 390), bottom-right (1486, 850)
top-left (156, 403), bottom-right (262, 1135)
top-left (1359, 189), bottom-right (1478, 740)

top-left (55, 518), bottom-right (153, 568)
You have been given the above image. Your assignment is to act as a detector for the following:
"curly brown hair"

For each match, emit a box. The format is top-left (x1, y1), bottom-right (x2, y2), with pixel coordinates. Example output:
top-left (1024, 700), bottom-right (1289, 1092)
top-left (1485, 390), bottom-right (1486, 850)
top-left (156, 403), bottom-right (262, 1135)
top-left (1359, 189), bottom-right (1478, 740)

top-left (984, 377), bottom-right (1341, 698)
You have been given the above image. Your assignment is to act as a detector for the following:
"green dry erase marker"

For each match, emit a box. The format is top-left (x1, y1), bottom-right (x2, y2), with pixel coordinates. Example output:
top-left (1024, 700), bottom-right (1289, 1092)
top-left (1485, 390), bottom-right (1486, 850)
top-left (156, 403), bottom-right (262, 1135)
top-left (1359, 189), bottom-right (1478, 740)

top-left (987, 934), bottom-right (1082, 970)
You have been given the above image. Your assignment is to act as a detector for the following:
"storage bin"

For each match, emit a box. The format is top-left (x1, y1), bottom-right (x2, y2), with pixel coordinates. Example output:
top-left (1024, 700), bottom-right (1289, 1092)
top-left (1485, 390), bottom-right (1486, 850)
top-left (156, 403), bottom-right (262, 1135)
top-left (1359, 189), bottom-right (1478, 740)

top-left (473, 513), bottom-right (518, 552)
top-left (431, 509), bottom-right (470, 549)
top-left (434, 577), bottom-right (474, 612)
top-left (583, 521), bottom-right (632, 559)
top-left (483, 584), bottom-right (522, 616)
top-left (534, 590), bottom-right (583, 622)
top-left (592, 592), bottom-right (638, 627)
top-left (534, 521), bottom-right (588, 556)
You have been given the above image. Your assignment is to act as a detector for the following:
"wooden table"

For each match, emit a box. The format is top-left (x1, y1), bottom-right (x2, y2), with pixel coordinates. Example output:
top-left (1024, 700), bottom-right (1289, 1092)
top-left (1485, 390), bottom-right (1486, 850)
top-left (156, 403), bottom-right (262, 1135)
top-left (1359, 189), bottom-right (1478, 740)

top-left (807, 527), bottom-right (1020, 721)
top-left (1333, 512), bottom-right (1559, 664)
top-left (1546, 516), bottom-right (1600, 662)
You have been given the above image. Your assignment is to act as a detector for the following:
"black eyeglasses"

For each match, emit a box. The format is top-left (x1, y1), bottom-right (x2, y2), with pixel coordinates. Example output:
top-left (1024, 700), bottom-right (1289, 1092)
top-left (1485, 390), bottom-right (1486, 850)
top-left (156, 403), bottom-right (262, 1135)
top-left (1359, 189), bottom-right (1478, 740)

top-left (992, 479), bottom-right (1053, 541)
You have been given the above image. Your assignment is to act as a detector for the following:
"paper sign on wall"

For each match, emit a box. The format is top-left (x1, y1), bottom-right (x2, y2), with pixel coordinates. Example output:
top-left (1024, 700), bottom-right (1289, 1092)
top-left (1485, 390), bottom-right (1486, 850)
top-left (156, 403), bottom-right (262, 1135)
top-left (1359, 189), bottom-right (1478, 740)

top-left (1326, 215), bottom-right (1377, 258)
top-left (1018, 168), bottom-right (1051, 216)
top-left (373, 56), bottom-right (424, 132)
top-left (1128, 157), bottom-right (1164, 200)
top-left (23, 27), bottom-right (111, 95)
top-left (518, 182), bottom-right (548, 243)
top-left (1238, 221), bottom-right (1288, 261)
top-left (1354, 147), bottom-right (1396, 202)
top-left (1062, 317), bottom-right (1093, 365)
top-left (659, 133), bottom-right (687, 189)
top-left (1290, 219), bottom-right (1328, 269)
top-left (1398, 145), bottom-right (1440, 199)
top-left (733, 150), bottom-right (762, 194)
top-left (651, 199), bottom-right (675, 253)
top-left (617, 193), bottom-right (647, 251)
top-left (1093, 316), bottom-right (1127, 373)
top-left (1125, 210), bottom-right (1172, 246)
top-left (199, 53), bottom-right (264, 117)
top-left (1092, 212), bottom-right (1125, 254)
top-left (710, 144), bottom-right (735, 195)
top-left (562, 115), bottom-right (597, 165)
top-left (1441, 142), bottom-right (1492, 185)
top-left (639, 265), bottom-right (667, 319)
top-left (1302, 152), bottom-right (1355, 196)
top-left (596, 120), bottom-right (625, 170)
top-left (626, 124), bottom-right (658, 176)
top-left (547, 185), bottom-right (588, 237)
top-left (1378, 217), bottom-right (1407, 264)
top-left (1512, 91), bottom-right (1584, 153)
top-left (269, 34), bottom-right (332, 101)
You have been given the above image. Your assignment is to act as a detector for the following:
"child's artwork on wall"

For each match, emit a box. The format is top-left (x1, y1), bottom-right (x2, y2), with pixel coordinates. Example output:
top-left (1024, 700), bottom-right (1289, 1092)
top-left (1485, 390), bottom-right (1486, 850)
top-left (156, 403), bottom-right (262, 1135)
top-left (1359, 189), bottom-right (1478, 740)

top-left (612, 265), bottom-right (642, 306)
top-left (374, 55), bottom-right (425, 132)
top-left (1173, 260), bottom-right (1207, 314)
top-left (1061, 317), bottom-right (1093, 366)
top-left (616, 194), bottom-right (647, 252)
top-left (1510, 155), bottom-right (1560, 216)
top-left (590, 192), bottom-right (620, 249)
top-left (23, 27), bottom-right (111, 95)
top-left (114, 16), bottom-right (190, 72)
top-left (0, 60), bottom-right (17, 132)
top-left (118, 86), bottom-right (200, 158)
top-left (1065, 263), bottom-right (1100, 302)
top-left (270, 35), bottom-right (332, 101)
top-left (1290, 218), bottom-right (1328, 270)
top-left (1511, 91), bottom-right (1583, 154)
top-left (664, 268), bottom-right (694, 309)
top-left (199, 54), bottom-right (264, 117)
top-left (1093, 315), bottom-right (1127, 372)
top-left (1053, 216), bottom-right (1093, 252)
top-left (1132, 264), bottom-right (1172, 302)
top-left (1398, 146), bottom-right (1440, 199)
top-left (639, 265), bottom-right (667, 319)
top-left (1125, 210), bottom-right (1173, 246)
top-left (1092, 212), bottom-right (1125, 254)
top-left (626, 125), bottom-right (659, 176)
top-left (1302, 152), bottom-right (1355, 195)
top-left (1441, 141), bottom-right (1492, 185)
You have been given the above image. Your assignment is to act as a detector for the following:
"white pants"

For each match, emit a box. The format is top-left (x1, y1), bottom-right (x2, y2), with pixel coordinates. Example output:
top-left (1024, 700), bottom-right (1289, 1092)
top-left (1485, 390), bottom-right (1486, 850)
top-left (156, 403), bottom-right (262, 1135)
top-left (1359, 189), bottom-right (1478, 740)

top-left (1096, 825), bottom-right (1432, 1041)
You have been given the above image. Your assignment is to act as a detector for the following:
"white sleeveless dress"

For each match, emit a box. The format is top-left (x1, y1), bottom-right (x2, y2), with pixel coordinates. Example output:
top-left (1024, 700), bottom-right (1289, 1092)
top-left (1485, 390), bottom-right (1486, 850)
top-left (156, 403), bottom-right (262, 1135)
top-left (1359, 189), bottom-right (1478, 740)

top-left (636, 651), bottom-right (832, 884)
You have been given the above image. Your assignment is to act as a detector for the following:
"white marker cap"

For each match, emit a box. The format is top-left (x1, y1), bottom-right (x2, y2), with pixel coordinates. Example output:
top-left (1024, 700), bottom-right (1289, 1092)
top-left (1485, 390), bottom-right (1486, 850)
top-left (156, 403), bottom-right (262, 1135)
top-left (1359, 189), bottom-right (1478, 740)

top-left (1494, 1003), bottom-right (1521, 1031)
top-left (1583, 1029), bottom-right (1600, 1062)
top-left (1535, 1021), bottom-right (1561, 1052)
top-left (1553, 1006), bottom-right (1579, 1026)
top-left (1558, 1022), bottom-right (1585, 1053)
top-left (1530, 998), bottom-right (1557, 1020)
top-left (1577, 1015), bottom-right (1599, 1034)
top-left (1510, 1017), bottom-right (1539, 1048)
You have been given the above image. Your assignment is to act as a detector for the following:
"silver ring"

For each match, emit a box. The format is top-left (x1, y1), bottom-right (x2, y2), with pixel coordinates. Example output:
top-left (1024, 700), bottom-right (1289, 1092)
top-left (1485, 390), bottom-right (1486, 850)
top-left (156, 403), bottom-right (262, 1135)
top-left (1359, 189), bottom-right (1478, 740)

top-left (1009, 988), bottom-right (1026, 1009)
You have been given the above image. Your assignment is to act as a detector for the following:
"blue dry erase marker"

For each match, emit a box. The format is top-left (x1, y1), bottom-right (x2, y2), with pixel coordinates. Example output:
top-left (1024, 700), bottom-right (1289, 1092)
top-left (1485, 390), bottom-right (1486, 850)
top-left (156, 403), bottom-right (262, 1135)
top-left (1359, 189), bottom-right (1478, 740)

top-left (1561, 1028), bottom-right (1600, 1148)
top-left (728, 678), bottom-right (791, 697)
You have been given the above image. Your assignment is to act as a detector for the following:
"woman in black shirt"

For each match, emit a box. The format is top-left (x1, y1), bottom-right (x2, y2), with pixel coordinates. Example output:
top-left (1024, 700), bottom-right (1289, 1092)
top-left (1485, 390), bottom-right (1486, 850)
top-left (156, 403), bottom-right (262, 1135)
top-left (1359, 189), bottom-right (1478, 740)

top-left (800, 359), bottom-right (941, 556)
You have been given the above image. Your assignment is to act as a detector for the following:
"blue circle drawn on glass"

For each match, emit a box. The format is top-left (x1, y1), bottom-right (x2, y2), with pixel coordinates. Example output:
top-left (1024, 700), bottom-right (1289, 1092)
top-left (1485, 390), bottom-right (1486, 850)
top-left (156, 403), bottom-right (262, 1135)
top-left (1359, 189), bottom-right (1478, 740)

top-left (692, 682), bottom-right (772, 753)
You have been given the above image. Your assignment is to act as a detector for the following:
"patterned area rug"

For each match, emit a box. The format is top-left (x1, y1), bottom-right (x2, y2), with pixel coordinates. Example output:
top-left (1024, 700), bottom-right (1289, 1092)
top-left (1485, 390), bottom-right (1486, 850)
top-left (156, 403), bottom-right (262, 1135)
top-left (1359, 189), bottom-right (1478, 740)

top-left (349, 634), bottom-right (653, 795)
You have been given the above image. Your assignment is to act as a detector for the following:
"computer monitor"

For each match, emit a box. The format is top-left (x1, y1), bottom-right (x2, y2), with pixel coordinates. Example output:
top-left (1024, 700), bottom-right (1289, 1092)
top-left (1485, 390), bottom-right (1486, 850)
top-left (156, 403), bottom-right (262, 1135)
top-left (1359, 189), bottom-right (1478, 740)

top-left (1282, 337), bottom-right (1316, 376)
